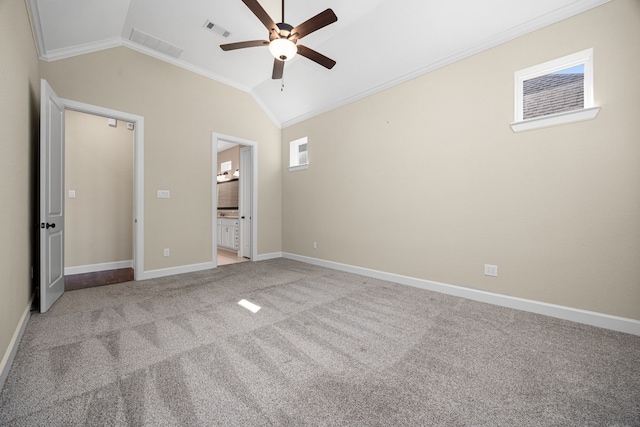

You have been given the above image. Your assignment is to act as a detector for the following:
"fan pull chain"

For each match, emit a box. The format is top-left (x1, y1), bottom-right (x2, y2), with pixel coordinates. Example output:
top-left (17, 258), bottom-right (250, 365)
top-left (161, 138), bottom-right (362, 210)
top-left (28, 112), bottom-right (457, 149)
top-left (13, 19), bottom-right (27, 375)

top-left (281, 76), bottom-right (285, 92)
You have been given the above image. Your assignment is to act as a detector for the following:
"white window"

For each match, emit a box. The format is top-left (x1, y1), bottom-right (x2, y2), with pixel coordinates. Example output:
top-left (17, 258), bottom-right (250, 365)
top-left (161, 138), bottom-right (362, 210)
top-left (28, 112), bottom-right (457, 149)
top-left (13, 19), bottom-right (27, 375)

top-left (289, 137), bottom-right (308, 172)
top-left (221, 160), bottom-right (232, 172)
top-left (511, 48), bottom-right (599, 132)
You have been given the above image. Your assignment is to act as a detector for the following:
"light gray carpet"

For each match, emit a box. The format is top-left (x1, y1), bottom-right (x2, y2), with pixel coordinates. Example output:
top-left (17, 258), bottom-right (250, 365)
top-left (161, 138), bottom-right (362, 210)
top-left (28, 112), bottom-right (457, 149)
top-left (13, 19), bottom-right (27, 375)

top-left (1, 258), bottom-right (639, 426)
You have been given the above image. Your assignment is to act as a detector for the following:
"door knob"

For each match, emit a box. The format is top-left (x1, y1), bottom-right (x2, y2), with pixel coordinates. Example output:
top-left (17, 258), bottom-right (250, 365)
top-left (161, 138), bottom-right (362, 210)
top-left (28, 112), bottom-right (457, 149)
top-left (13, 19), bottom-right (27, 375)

top-left (46, 223), bottom-right (56, 229)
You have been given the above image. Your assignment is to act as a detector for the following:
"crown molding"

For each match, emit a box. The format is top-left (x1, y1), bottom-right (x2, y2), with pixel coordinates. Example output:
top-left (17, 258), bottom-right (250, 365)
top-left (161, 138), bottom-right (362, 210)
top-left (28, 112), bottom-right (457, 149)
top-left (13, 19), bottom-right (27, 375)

top-left (120, 40), bottom-right (251, 94)
top-left (279, 0), bottom-right (612, 128)
top-left (26, 0), bottom-right (611, 130)
top-left (25, 0), bottom-right (45, 59)
top-left (41, 38), bottom-right (123, 61)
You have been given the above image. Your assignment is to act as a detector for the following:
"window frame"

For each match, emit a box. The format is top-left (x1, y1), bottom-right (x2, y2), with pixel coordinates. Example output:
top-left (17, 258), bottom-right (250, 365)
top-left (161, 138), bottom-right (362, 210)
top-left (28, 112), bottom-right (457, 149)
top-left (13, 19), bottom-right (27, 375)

top-left (511, 48), bottom-right (599, 132)
top-left (288, 137), bottom-right (309, 172)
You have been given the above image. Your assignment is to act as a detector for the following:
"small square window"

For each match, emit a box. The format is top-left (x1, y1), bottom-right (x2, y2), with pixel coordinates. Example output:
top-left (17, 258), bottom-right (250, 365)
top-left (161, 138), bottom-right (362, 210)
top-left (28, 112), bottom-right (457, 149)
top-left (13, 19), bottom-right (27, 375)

top-left (512, 48), bottom-right (599, 132)
top-left (289, 137), bottom-right (308, 172)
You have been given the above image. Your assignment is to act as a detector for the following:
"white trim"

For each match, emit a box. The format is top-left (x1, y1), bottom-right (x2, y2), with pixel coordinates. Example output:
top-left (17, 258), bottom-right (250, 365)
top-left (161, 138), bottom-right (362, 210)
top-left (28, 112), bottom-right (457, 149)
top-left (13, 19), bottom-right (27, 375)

top-left (121, 40), bottom-right (250, 94)
top-left (26, 0), bottom-right (609, 130)
top-left (288, 164), bottom-right (309, 172)
top-left (0, 296), bottom-right (33, 392)
top-left (64, 260), bottom-right (133, 275)
top-left (280, 1), bottom-right (611, 128)
top-left (289, 137), bottom-right (308, 170)
top-left (254, 252), bottom-right (283, 261)
top-left (511, 106), bottom-right (600, 132)
top-left (212, 133), bottom-right (259, 267)
top-left (138, 261), bottom-right (216, 280)
top-left (26, 31), bottom-right (253, 96)
top-left (239, 147), bottom-right (252, 259)
top-left (25, 0), bottom-right (45, 59)
top-left (282, 253), bottom-right (640, 336)
top-left (249, 91), bottom-right (283, 129)
top-left (61, 99), bottom-right (145, 281)
top-left (42, 38), bottom-right (123, 62)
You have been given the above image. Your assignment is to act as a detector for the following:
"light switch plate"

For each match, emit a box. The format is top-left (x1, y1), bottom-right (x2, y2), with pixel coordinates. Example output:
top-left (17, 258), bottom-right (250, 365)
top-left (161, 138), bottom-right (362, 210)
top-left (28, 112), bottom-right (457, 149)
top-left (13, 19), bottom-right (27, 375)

top-left (68, 190), bottom-right (76, 199)
top-left (157, 190), bottom-right (170, 199)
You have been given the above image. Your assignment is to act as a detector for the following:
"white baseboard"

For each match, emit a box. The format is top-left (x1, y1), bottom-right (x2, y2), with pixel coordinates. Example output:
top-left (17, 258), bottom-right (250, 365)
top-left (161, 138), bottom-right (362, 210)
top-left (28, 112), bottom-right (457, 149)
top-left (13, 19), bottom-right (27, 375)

top-left (0, 296), bottom-right (33, 392)
top-left (132, 251), bottom-right (283, 281)
top-left (138, 261), bottom-right (216, 281)
top-left (254, 252), bottom-right (283, 262)
top-left (65, 260), bottom-right (133, 275)
top-left (282, 253), bottom-right (640, 336)
top-left (138, 254), bottom-right (283, 281)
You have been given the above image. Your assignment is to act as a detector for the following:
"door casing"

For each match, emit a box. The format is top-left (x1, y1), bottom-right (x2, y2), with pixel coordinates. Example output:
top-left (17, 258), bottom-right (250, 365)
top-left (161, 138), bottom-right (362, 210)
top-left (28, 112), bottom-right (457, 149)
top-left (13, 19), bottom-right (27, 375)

top-left (212, 133), bottom-right (258, 265)
top-left (239, 146), bottom-right (252, 259)
top-left (61, 99), bottom-right (145, 280)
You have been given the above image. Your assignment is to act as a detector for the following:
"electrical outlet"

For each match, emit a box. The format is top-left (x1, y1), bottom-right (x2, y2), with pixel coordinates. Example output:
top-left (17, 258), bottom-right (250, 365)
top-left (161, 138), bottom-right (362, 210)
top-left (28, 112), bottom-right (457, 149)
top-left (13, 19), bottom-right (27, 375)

top-left (164, 248), bottom-right (170, 257)
top-left (312, 242), bottom-right (318, 249)
top-left (484, 264), bottom-right (498, 277)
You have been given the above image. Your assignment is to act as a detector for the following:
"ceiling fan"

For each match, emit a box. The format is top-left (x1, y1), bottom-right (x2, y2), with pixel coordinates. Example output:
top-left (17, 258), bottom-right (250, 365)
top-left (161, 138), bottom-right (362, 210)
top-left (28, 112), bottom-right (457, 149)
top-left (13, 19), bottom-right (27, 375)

top-left (220, 0), bottom-right (337, 79)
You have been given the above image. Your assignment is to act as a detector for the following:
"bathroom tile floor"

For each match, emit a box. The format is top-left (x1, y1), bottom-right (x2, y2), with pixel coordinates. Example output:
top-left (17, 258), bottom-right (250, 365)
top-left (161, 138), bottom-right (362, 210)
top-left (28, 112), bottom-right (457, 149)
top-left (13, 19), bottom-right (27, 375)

top-left (217, 248), bottom-right (249, 266)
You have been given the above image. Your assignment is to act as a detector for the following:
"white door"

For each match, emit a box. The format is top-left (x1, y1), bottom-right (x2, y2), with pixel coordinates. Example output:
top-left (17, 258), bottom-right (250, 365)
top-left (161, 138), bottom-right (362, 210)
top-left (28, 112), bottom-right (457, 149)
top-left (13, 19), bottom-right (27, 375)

top-left (40, 80), bottom-right (65, 313)
top-left (239, 147), bottom-right (252, 258)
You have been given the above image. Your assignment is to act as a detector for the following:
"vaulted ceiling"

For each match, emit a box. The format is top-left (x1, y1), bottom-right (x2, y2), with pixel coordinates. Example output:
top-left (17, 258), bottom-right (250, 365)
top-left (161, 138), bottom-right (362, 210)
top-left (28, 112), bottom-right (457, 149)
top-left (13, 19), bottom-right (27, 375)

top-left (27, 0), bottom-right (609, 128)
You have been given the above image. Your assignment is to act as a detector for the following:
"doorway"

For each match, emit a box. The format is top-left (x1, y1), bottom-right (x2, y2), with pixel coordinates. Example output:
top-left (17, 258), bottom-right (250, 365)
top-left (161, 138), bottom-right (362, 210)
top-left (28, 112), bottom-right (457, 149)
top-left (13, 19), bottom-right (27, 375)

top-left (63, 110), bottom-right (135, 290)
top-left (38, 80), bottom-right (145, 312)
top-left (213, 133), bottom-right (258, 267)
top-left (62, 99), bottom-right (145, 281)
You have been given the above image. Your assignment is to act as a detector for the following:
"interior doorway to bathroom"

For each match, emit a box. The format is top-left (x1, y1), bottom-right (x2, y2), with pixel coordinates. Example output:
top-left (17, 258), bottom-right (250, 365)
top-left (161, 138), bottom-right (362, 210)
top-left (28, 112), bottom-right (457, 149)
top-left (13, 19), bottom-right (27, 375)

top-left (213, 133), bottom-right (257, 266)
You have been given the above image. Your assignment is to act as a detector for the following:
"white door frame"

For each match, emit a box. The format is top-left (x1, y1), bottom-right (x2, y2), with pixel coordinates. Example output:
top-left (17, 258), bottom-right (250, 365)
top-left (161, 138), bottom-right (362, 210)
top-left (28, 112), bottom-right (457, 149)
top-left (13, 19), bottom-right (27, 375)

top-left (239, 146), bottom-right (252, 259)
top-left (62, 99), bottom-right (145, 280)
top-left (212, 133), bottom-right (258, 265)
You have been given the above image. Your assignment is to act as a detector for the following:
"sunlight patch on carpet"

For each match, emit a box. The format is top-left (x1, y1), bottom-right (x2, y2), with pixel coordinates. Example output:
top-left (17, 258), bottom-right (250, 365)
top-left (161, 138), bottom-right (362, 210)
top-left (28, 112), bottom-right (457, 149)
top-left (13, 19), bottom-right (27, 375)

top-left (238, 299), bottom-right (261, 313)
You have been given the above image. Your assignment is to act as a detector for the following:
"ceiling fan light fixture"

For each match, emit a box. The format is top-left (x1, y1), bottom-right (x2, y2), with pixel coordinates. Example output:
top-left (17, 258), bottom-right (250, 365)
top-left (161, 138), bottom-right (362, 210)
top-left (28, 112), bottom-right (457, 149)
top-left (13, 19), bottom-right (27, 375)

top-left (269, 38), bottom-right (297, 61)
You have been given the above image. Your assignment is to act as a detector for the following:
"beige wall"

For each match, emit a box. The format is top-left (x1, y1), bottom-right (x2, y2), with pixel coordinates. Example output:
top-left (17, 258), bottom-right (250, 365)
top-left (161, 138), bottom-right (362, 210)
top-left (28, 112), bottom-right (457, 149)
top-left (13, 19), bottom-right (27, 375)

top-left (218, 145), bottom-right (240, 175)
top-left (282, 0), bottom-right (640, 320)
top-left (0, 0), bottom-right (39, 372)
top-left (1, 3), bottom-right (636, 385)
top-left (65, 110), bottom-right (134, 268)
top-left (40, 47), bottom-right (282, 270)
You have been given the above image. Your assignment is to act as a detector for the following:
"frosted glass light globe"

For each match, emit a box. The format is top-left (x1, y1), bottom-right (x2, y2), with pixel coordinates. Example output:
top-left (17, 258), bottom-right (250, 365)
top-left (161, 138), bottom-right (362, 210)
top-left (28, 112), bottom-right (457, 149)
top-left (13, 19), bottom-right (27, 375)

top-left (269, 38), bottom-right (297, 61)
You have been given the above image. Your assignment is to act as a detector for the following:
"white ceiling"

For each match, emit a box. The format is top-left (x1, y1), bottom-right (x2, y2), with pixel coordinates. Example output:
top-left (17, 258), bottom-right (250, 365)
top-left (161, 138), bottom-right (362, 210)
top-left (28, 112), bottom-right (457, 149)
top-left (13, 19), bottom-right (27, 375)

top-left (28, 0), bottom-right (609, 128)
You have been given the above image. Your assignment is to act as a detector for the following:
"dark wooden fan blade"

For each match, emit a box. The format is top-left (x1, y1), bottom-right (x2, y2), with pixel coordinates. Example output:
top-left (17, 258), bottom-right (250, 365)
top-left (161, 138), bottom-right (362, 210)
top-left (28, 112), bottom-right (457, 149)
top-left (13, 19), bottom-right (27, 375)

top-left (291, 9), bottom-right (337, 40)
top-left (242, 0), bottom-right (278, 33)
top-left (297, 45), bottom-right (336, 69)
top-left (220, 40), bottom-right (269, 51)
top-left (272, 59), bottom-right (284, 79)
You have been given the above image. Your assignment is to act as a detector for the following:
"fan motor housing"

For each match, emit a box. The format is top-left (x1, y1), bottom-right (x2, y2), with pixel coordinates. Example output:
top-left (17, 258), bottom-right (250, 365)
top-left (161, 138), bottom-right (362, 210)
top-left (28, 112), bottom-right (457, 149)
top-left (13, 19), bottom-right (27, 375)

top-left (270, 22), bottom-right (295, 41)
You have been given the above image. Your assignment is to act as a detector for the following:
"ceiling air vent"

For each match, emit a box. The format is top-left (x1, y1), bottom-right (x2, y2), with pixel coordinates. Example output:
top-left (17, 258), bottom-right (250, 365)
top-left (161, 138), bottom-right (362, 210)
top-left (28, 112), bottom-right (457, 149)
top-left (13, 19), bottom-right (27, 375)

top-left (129, 28), bottom-right (183, 58)
top-left (203, 20), bottom-right (231, 38)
